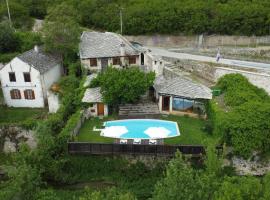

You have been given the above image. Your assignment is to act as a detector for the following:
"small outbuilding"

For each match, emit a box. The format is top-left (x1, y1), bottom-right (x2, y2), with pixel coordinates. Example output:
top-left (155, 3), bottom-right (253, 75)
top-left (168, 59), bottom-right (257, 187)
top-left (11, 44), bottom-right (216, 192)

top-left (154, 76), bottom-right (212, 117)
top-left (82, 87), bottom-right (108, 117)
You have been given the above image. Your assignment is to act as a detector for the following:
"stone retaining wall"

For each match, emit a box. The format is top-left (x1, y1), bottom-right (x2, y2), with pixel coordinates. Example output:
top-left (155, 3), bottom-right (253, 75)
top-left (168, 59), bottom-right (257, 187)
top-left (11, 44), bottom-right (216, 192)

top-left (125, 35), bottom-right (270, 48)
top-left (163, 57), bottom-right (270, 94)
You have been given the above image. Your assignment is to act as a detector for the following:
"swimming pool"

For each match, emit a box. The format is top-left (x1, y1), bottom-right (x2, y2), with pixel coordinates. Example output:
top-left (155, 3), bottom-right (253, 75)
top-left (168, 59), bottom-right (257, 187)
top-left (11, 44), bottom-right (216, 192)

top-left (101, 119), bottom-right (180, 139)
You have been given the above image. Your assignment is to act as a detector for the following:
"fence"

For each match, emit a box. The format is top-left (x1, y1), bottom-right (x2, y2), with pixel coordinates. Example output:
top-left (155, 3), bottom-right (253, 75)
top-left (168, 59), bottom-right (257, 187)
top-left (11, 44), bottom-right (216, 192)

top-left (72, 109), bottom-right (90, 136)
top-left (68, 142), bottom-right (223, 156)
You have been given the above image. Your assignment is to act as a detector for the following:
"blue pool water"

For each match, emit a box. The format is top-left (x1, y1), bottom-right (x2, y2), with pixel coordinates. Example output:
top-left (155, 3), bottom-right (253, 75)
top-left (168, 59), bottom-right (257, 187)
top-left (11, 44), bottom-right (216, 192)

top-left (102, 119), bottom-right (180, 139)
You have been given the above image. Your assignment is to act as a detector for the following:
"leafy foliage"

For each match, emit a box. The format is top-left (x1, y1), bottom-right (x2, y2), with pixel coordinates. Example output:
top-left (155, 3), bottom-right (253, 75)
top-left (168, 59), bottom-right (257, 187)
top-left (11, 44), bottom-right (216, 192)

top-left (42, 2), bottom-right (81, 60)
top-left (210, 74), bottom-right (270, 157)
top-left (91, 67), bottom-right (155, 106)
top-left (0, 21), bottom-right (18, 53)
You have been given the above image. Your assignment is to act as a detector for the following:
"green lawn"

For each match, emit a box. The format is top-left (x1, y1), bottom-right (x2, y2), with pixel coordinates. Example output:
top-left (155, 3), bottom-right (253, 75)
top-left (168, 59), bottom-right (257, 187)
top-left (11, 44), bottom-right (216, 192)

top-left (162, 115), bottom-right (217, 145)
top-left (76, 115), bottom-right (217, 145)
top-left (0, 106), bottom-right (47, 124)
top-left (76, 117), bottom-right (115, 143)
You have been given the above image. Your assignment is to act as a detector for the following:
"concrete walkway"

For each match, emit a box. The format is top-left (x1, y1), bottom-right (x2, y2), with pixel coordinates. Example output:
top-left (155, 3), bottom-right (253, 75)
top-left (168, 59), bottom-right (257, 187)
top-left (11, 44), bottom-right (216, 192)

top-left (149, 47), bottom-right (270, 72)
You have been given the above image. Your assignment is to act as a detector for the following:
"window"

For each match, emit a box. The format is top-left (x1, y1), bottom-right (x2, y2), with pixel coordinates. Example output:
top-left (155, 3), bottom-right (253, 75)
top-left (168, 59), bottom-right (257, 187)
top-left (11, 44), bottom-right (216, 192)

top-left (24, 89), bottom-right (35, 100)
top-left (129, 56), bottom-right (137, 64)
top-left (9, 72), bottom-right (16, 82)
top-left (23, 72), bottom-right (31, 82)
top-left (90, 58), bottom-right (97, 67)
top-left (172, 97), bottom-right (194, 111)
top-left (10, 89), bottom-right (21, 99)
top-left (113, 57), bottom-right (120, 65)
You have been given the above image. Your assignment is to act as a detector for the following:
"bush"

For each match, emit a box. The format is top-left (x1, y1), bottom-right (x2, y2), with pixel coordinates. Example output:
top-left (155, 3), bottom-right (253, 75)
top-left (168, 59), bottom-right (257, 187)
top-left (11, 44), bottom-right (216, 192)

top-left (212, 74), bottom-right (270, 158)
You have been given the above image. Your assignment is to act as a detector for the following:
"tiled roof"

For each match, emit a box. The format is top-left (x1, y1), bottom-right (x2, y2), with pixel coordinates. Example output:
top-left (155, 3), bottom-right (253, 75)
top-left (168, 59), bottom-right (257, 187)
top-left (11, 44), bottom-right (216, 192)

top-left (79, 31), bottom-right (140, 59)
top-left (154, 76), bottom-right (212, 99)
top-left (82, 87), bottom-right (103, 103)
top-left (17, 47), bottom-right (61, 74)
top-left (83, 73), bottom-right (98, 87)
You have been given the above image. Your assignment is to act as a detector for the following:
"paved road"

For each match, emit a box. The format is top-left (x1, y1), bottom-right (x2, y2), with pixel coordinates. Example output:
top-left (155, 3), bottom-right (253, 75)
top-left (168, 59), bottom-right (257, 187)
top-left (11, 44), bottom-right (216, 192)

top-left (149, 47), bottom-right (270, 72)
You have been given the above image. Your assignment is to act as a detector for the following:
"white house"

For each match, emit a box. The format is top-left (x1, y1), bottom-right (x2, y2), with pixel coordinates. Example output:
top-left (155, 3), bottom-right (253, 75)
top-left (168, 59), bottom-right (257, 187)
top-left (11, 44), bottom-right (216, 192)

top-left (79, 31), bottom-right (143, 72)
top-left (0, 46), bottom-right (62, 108)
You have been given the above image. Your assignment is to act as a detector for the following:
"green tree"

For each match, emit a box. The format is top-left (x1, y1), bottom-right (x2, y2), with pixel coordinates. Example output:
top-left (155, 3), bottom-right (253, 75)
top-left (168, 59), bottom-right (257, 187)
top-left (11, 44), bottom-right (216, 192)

top-left (91, 67), bottom-right (155, 106)
top-left (80, 188), bottom-right (136, 200)
top-left (0, 21), bottom-right (19, 53)
top-left (42, 2), bottom-right (81, 61)
top-left (214, 176), bottom-right (263, 200)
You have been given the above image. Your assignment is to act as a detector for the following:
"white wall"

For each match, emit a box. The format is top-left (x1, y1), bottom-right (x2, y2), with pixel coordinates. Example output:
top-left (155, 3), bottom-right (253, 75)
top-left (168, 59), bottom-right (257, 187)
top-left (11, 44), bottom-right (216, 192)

top-left (0, 58), bottom-right (45, 107)
top-left (41, 63), bottom-right (62, 99)
top-left (47, 90), bottom-right (60, 113)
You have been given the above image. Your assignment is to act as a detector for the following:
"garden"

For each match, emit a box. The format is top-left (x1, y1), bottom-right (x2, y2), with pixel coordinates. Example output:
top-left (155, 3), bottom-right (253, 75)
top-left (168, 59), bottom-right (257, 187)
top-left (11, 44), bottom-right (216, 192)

top-left (76, 114), bottom-right (217, 146)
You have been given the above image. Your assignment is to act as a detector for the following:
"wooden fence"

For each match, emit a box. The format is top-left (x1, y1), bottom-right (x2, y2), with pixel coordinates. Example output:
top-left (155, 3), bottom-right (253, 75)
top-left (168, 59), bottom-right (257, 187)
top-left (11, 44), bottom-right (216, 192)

top-left (68, 142), bottom-right (221, 156)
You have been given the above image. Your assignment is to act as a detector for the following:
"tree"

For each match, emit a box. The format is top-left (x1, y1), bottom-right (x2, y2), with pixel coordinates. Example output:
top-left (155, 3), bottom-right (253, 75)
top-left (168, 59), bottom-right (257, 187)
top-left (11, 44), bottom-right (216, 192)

top-left (42, 2), bottom-right (81, 61)
top-left (91, 67), bottom-right (155, 106)
top-left (79, 187), bottom-right (136, 200)
top-left (0, 145), bottom-right (43, 200)
top-left (205, 143), bottom-right (222, 176)
top-left (153, 152), bottom-right (202, 200)
top-left (0, 21), bottom-right (19, 53)
top-left (214, 176), bottom-right (263, 200)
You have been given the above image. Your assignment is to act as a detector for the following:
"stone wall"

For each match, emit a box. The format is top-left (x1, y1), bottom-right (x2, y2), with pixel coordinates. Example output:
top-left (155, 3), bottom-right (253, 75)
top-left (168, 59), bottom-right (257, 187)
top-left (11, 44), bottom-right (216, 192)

top-left (125, 34), bottom-right (270, 48)
top-left (163, 58), bottom-right (270, 94)
top-left (215, 67), bottom-right (270, 94)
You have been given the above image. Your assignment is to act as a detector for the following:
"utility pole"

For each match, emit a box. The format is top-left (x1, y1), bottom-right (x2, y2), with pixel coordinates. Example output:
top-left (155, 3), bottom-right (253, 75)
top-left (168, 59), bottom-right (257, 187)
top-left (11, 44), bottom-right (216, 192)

top-left (5, 0), bottom-right (12, 27)
top-left (120, 7), bottom-right (123, 35)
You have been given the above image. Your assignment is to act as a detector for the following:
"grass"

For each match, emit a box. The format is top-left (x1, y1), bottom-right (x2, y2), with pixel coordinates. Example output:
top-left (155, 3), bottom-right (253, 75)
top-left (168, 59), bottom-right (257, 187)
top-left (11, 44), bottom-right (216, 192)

top-left (76, 116), bottom-right (115, 143)
top-left (0, 106), bottom-right (47, 124)
top-left (162, 115), bottom-right (217, 145)
top-left (77, 115), bottom-right (217, 145)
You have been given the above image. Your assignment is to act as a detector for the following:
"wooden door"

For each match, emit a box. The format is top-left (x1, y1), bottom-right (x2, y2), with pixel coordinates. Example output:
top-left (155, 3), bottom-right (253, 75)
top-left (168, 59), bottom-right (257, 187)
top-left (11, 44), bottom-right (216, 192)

top-left (97, 103), bottom-right (104, 115)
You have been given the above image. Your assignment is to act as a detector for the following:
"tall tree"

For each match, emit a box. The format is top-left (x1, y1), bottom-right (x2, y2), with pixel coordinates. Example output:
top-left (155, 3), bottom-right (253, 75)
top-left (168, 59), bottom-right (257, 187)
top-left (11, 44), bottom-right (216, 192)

top-left (42, 2), bottom-right (81, 61)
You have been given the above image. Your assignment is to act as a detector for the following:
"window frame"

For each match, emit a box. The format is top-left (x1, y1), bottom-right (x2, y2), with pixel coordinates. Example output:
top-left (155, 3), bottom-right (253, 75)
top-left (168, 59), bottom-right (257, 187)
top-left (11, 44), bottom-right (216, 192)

top-left (9, 72), bottom-right (16, 82)
top-left (112, 57), bottom-right (120, 65)
top-left (90, 58), bottom-right (97, 67)
top-left (24, 89), bottom-right (35, 100)
top-left (10, 89), bottom-right (21, 99)
top-left (129, 56), bottom-right (137, 64)
top-left (23, 72), bottom-right (31, 82)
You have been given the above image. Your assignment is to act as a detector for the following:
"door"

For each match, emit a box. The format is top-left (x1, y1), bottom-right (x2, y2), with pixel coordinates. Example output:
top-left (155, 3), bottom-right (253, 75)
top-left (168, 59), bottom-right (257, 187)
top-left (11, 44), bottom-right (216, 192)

top-left (141, 53), bottom-right (144, 65)
top-left (97, 103), bottom-right (105, 115)
top-left (101, 58), bottom-right (108, 71)
top-left (162, 96), bottom-right (170, 111)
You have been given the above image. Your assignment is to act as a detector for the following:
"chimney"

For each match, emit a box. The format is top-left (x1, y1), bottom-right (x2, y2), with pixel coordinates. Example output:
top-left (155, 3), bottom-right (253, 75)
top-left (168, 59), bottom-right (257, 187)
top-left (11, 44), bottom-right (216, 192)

top-left (34, 45), bottom-right (39, 53)
top-left (120, 42), bottom-right (125, 56)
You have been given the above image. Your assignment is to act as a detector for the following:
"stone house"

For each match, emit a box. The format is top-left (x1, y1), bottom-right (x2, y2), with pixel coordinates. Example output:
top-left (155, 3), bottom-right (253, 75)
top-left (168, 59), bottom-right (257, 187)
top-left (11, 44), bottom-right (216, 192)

top-left (82, 87), bottom-right (108, 117)
top-left (0, 46), bottom-right (62, 108)
top-left (154, 76), bottom-right (212, 117)
top-left (79, 31), bottom-right (143, 72)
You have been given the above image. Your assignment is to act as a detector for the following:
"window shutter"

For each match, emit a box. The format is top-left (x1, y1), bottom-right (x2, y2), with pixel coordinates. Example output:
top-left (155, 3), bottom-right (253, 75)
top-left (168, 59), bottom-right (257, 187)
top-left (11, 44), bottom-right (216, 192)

top-left (18, 90), bottom-right (21, 99)
top-left (10, 90), bottom-right (14, 99)
top-left (24, 90), bottom-right (28, 99)
top-left (32, 90), bottom-right (35, 99)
